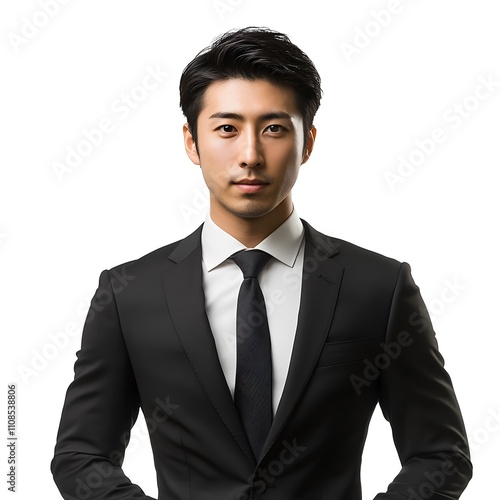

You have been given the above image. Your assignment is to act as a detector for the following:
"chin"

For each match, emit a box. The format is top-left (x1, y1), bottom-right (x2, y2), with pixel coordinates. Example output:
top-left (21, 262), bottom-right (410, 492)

top-left (227, 204), bottom-right (275, 220)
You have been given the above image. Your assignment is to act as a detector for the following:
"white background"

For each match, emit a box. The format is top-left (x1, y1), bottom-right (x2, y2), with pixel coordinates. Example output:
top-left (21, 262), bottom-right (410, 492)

top-left (1, 0), bottom-right (499, 498)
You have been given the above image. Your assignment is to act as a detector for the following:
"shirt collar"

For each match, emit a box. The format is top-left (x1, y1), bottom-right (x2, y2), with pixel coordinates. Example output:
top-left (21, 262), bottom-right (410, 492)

top-left (201, 208), bottom-right (304, 272)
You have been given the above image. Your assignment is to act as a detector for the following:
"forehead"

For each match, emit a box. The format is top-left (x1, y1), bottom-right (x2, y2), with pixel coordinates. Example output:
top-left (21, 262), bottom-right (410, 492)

top-left (199, 78), bottom-right (301, 117)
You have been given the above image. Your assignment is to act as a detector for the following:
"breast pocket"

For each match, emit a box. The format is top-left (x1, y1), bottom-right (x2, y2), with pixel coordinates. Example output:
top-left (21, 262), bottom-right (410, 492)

top-left (316, 336), bottom-right (379, 368)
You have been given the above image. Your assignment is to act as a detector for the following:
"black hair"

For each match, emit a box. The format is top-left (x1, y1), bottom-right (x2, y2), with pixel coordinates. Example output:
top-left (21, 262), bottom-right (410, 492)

top-left (179, 27), bottom-right (322, 148)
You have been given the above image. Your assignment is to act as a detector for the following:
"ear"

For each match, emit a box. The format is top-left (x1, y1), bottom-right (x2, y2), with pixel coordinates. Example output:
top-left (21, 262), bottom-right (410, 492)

top-left (301, 126), bottom-right (317, 165)
top-left (183, 123), bottom-right (200, 165)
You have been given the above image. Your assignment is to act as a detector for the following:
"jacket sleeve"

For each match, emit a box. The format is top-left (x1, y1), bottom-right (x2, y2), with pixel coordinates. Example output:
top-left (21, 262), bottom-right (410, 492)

top-left (374, 263), bottom-right (472, 499)
top-left (51, 270), bottom-right (156, 500)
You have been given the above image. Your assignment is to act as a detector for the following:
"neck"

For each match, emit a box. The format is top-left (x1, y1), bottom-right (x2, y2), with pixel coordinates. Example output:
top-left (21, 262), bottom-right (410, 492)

top-left (210, 200), bottom-right (293, 248)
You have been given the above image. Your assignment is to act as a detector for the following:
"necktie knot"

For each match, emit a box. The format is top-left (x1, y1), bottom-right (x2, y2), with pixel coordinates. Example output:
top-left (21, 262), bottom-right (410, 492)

top-left (230, 250), bottom-right (272, 279)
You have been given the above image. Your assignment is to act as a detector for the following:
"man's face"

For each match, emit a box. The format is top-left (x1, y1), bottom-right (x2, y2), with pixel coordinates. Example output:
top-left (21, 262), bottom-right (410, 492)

top-left (183, 78), bottom-right (315, 226)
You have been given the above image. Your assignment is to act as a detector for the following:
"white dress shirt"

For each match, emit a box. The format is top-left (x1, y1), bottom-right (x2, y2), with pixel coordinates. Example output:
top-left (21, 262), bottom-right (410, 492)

top-left (201, 209), bottom-right (305, 414)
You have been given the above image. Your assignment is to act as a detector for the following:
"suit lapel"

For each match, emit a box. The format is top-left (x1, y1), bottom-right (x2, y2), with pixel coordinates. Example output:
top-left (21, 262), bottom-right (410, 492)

top-left (260, 221), bottom-right (344, 460)
top-left (161, 226), bottom-right (255, 464)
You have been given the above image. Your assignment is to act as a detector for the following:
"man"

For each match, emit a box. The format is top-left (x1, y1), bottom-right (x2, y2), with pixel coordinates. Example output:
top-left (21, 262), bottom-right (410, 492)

top-left (51, 28), bottom-right (472, 499)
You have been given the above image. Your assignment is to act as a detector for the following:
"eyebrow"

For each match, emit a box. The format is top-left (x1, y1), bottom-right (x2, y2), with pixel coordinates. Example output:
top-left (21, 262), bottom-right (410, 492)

top-left (208, 111), bottom-right (293, 121)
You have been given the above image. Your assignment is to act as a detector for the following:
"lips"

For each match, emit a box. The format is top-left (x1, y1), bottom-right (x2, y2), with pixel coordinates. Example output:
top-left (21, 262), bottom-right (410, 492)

top-left (232, 178), bottom-right (269, 193)
top-left (233, 178), bottom-right (268, 185)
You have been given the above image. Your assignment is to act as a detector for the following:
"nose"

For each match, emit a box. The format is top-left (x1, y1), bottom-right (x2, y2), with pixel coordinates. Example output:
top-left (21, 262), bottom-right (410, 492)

top-left (238, 130), bottom-right (264, 168)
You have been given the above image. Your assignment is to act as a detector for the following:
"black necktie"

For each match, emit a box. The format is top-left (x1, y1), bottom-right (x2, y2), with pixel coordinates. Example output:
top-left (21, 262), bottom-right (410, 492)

top-left (230, 249), bottom-right (273, 460)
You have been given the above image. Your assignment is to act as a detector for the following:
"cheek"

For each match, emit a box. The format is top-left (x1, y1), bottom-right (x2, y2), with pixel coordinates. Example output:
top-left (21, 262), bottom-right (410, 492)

top-left (197, 140), bottom-right (231, 185)
top-left (199, 165), bottom-right (233, 201)
top-left (199, 134), bottom-right (236, 157)
top-left (270, 138), bottom-right (301, 162)
top-left (202, 140), bottom-right (237, 165)
top-left (269, 144), bottom-right (301, 176)
top-left (282, 166), bottom-right (300, 195)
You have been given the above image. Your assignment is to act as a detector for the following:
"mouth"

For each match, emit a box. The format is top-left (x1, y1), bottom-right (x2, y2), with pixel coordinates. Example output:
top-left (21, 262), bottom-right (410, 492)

top-left (232, 178), bottom-right (270, 193)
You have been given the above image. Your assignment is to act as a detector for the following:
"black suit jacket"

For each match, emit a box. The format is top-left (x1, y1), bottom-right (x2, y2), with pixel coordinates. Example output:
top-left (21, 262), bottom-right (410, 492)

top-left (51, 221), bottom-right (472, 499)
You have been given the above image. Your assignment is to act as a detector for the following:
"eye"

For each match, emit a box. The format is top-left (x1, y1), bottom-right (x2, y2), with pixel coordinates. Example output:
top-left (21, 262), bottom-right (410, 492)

top-left (217, 124), bottom-right (236, 133)
top-left (266, 124), bottom-right (285, 133)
